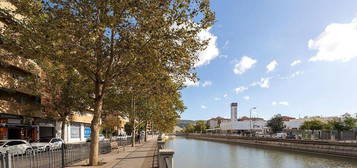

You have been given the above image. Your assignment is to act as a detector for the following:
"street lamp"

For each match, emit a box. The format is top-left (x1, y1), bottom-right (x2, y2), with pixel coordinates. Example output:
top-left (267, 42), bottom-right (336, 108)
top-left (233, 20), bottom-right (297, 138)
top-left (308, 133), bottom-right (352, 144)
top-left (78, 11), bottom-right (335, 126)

top-left (250, 107), bottom-right (257, 135)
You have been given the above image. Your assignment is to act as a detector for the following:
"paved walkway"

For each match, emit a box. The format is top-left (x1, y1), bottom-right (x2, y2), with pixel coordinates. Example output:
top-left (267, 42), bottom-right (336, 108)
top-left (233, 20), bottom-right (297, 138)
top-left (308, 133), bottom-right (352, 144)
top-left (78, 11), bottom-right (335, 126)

top-left (67, 137), bottom-right (158, 168)
top-left (112, 139), bottom-right (158, 168)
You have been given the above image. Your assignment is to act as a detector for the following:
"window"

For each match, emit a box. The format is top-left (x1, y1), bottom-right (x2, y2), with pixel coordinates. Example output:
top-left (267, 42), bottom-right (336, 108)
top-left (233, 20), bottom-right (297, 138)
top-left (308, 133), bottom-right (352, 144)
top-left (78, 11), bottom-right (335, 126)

top-left (39, 139), bottom-right (51, 143)
top-left (70, 124), bottom-right (81, 139)
top-left (7, 141), bottom-right (23, 146)
top-left (51, 138), bottom-right (61, 143)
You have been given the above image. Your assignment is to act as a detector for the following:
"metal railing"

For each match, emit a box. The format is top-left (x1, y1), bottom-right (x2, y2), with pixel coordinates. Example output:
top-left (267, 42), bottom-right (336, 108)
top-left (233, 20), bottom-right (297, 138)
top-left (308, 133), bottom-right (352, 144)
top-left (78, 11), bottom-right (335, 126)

top-left (0, 137), bottom-right (132, 168)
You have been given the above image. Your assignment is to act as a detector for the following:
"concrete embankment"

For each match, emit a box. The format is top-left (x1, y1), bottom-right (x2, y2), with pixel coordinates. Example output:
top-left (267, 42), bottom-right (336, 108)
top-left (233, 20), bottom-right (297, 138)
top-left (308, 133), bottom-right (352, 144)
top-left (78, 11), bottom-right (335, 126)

top-left (186, 134), bottom-right (357, 159)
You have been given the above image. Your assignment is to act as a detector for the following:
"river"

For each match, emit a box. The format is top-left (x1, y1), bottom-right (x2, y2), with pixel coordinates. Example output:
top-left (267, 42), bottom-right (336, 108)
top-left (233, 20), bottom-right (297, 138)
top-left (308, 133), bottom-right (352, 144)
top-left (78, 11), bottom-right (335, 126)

top-left (165, 136), bottom-right (357, 168)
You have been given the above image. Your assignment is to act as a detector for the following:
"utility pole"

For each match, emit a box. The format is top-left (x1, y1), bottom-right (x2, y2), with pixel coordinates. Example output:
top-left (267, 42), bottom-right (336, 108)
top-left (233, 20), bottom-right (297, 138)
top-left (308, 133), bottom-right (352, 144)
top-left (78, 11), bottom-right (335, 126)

top-left (250, 107), bottom-right (257, 136)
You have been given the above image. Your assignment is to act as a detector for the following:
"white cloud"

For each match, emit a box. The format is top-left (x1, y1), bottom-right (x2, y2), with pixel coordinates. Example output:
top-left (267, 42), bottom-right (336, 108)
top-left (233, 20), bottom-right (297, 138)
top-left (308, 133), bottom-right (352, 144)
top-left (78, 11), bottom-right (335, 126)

top-left (201, 105), bottom-right (207, 109)
top-left (214, 97), bottom-right (221, 101)
top-left (184, 79), bottom-right (199, 87)
top-left (233, 56), bottom-right (257, 75)
top-left (266, 60), bottom-right (278, 73)
top-left (290, 60), bottom-right (302, 66)
top-left (272, 101), bottom-right (289, 106)
top-left (243, 96), bottom-right (250, 100)
top-left (251, 77), bottom-right (272, 88)
top-left (202, 81), bottom-right (212, 87)
top-left (223, 93), bottom-right (228, 98)
top-left (281, 71), bottom-right (304, 79)
top-left (219, 54), bottom-right (228, 58)
top-left (235, 86), bottom-right (248, 94)
top-left (291, 71), bottom-right (304, 78)
top-left (195, 27), bottom-right (220, 67)
top-left (309, 18), bottom-right (357, 62)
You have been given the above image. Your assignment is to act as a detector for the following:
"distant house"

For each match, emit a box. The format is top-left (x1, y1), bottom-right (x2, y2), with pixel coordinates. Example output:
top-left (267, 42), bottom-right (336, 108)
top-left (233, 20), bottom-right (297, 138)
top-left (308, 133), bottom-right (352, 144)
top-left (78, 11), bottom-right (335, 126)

top-left (174, 126), bottom-right (183, 132)
top-left (238, 116), bottom-right (264, 121)
top-left (284, 116), bottom-right (339, 130)
top-left (207, 117), bottom-right (230, 129)
top-left (281, 116), bottom-right (295, 121)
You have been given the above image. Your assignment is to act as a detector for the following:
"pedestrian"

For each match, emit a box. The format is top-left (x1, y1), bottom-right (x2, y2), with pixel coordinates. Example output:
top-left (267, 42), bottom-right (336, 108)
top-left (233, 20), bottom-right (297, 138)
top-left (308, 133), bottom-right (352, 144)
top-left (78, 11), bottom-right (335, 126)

top-left (138, 133), bottom-right (141, 144)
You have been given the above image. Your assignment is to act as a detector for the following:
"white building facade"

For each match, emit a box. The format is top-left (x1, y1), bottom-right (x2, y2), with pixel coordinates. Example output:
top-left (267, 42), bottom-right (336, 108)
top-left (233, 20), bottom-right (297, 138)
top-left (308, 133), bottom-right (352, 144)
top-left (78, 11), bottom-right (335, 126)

top-left (56, 112), bottom-right (93, 143)
top-left (220, 120), bottom-right (267, 132)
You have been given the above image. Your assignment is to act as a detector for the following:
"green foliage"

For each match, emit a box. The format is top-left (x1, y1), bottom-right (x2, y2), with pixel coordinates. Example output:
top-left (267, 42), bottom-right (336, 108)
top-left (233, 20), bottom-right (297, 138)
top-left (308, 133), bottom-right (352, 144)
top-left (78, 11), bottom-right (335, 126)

top-left (124, 123), bottom-right (133, 136)
top-left (267, 114), bottom-right (286, 133)
top-left (176, 120), bottom-right (195, 128)
top-left (1, 0), bottom-right (215, 165)
top-left (194, 120), bottom-right (207, 133)
top-left (184, 123), bottom-right (195, 133)
top-left (325, 117), bottom-right (356, 131)
top-left (300, 120), bottom-right (326, 131)
top-left (183, 120), bottom-right (207, 133)
top-left (123, 122), bottom-right (145, 135)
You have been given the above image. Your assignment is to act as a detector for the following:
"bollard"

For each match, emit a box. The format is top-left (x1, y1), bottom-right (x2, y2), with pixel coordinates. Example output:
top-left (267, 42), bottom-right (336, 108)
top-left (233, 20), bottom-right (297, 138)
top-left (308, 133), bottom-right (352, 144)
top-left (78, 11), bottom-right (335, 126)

top-left (159, 149), bottom-right (174, 168)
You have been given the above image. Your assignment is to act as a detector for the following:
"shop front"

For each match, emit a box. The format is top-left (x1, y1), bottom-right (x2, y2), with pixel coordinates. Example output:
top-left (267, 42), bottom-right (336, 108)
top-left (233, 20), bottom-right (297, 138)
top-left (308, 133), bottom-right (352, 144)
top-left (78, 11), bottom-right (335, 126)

top-left (34, 118), bottom-right (56, 140)
top-left (0, 114), bottom-right (38, 141)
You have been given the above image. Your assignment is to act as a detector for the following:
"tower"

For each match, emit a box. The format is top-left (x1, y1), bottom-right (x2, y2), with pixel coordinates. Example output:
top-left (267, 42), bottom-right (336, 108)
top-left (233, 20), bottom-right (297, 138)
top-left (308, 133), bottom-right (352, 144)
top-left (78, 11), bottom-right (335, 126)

top-left (231, 102), bottom-right (238, 121)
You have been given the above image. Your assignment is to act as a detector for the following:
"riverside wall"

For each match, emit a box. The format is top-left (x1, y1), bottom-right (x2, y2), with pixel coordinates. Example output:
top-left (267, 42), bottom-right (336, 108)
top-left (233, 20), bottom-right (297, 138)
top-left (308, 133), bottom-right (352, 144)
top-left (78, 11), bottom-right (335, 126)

top-left (185, 134), bottom-right (357, 159)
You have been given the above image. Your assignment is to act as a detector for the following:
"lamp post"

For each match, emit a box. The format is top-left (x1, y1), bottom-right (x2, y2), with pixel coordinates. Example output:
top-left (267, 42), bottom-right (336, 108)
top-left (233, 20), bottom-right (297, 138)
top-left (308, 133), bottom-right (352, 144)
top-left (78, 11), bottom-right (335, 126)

top-left (250, 107), bottom-right (257, 136)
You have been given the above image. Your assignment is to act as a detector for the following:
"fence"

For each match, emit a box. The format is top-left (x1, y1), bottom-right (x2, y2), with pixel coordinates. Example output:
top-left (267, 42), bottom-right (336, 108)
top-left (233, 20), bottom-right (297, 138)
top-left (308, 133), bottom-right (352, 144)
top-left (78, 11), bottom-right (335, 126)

top-left (196, 130), bottom-right (357, 141)
top-left (290, 130), bottom-right (357, 141)
top-left (0, 137), bottom-right (132, 168)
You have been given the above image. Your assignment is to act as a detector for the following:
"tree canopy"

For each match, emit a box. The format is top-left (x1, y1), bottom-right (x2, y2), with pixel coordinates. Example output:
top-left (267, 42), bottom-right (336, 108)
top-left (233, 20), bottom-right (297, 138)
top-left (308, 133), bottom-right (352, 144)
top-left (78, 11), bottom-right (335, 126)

top-left (267, 114), bottom-right (285, 133)
top-left (1, 0), bottom-right (215, 165)
top-left (300, 120), bottom-right (325, 131)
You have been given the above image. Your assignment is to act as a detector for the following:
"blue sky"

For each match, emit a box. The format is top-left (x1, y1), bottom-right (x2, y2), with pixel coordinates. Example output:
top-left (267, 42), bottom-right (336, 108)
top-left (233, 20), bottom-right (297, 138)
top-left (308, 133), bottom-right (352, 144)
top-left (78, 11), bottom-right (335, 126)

top-left (181, 0), bottom-right (357, 120)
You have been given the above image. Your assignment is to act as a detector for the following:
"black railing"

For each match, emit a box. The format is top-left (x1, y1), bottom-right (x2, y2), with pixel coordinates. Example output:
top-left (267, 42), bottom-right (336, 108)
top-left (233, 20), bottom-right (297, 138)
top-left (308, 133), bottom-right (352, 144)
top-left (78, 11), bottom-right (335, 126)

top-left (0, 137), bottom-right (132, 168)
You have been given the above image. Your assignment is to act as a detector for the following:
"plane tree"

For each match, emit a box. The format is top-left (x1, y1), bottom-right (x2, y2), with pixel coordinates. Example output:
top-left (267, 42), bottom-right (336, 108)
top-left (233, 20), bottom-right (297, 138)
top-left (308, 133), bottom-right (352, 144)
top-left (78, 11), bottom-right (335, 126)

top-left (1, 0), bottom-right (214, 165)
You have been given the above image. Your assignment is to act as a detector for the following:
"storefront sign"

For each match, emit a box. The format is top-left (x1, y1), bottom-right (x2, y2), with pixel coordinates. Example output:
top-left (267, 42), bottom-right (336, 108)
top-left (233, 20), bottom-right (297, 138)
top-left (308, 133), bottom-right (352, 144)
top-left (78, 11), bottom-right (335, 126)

top-left (84, 127), bottom-right (91, 139)
top-left (35, 119), bottom-right (55, 127)
top-left (7, 119), bottom-right (21, 124)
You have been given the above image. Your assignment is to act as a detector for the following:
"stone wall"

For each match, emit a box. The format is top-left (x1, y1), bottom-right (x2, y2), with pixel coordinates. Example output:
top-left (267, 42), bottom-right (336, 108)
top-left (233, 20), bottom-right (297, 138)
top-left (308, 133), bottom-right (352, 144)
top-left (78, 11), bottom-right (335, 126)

top-left (186, 134), bottom-right (357, 159)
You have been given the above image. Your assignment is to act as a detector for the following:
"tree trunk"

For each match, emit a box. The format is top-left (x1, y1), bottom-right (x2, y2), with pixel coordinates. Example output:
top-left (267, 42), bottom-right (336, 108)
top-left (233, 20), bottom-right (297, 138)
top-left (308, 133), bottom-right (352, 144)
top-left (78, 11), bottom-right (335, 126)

top-left (131, 120), bottom-right (136, 147)
top-left (144, 121), bottom-right (147, 142)
top-left (61, 117), bottom-right (66, 141)
top-left (89, 82), bottom-right (104, 166)
top-left (131, 96), bottom-right (136, 147)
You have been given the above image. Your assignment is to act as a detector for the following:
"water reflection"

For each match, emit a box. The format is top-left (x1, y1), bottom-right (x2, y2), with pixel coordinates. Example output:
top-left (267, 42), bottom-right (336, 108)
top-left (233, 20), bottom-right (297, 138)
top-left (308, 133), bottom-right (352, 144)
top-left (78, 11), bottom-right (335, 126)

top-left (165, 136), bottom-right (357, 168)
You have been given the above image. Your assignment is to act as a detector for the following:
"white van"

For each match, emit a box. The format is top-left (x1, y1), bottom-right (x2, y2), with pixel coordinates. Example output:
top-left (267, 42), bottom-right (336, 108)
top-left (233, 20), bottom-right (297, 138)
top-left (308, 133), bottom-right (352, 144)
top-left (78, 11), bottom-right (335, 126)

top-left (274, 133), bottom-right (287, 139)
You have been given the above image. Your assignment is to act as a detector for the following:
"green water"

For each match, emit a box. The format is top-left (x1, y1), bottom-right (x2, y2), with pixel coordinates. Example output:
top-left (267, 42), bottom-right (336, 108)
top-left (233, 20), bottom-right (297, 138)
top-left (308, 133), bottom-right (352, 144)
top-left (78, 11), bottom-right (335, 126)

top-left (165, 136), bottom-right (357, 168)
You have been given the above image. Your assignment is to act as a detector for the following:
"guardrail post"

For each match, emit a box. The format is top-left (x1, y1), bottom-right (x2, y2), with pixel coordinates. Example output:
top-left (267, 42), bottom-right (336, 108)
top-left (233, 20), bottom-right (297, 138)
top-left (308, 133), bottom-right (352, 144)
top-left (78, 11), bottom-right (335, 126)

top-left (6, 153), bottom-right (11, 168)
top-left (62, 144), bottom-right (65, 168)
top-left (159, 149), bottom-right (174, 168)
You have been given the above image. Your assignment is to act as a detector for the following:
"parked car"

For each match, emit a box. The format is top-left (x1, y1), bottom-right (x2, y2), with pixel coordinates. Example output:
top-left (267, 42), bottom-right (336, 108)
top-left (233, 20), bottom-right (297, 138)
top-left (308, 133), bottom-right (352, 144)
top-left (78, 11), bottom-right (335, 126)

top-left (86, 134), bottom-right (105, 142)
top-left (31, 138), bottom-right (64, 152)
top-left (256, 133), bottom-right (270, 137)
top-left (273, 133), bottom-right (287, 139)
top-left (0, 140), bottom-right (33, 155)
top-left (117, 134), bottom-right (127, 140)
top-left (286, 133), bottom-right (296, 139)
